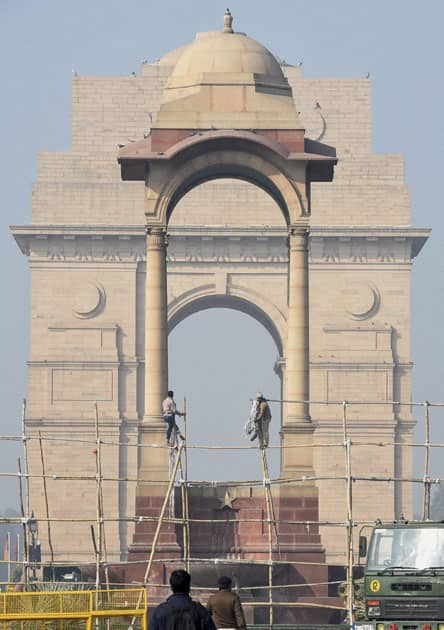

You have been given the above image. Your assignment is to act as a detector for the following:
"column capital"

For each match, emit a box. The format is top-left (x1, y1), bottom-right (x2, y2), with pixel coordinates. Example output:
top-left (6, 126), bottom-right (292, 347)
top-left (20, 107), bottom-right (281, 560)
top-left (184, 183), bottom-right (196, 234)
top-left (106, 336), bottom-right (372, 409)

top-left (287, 226), bottom-right (310, 250)
top-left (146, 226), bottom-right (168, 249)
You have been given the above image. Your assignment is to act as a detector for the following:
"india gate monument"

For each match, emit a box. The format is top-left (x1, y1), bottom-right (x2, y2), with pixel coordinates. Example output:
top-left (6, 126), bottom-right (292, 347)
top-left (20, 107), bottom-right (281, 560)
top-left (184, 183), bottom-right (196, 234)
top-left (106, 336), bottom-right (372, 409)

top-left (12, 10), bottom-right (428, 621)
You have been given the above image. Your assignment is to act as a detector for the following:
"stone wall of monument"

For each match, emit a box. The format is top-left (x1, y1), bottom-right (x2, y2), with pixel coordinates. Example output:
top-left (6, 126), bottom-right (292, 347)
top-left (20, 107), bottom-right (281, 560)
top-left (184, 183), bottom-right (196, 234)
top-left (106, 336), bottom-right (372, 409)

top-left (15, 56), bottom-right (425, 564)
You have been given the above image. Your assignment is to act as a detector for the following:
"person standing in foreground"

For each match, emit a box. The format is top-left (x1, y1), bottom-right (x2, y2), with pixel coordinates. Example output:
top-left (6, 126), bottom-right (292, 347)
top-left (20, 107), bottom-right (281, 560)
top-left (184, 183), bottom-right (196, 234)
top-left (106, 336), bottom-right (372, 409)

top-left (149, 569), bottom-right (216, 630)
top-left (207, 576), bottom-right (247, 630)
top-left (162, 389), bottom-right (185, 446)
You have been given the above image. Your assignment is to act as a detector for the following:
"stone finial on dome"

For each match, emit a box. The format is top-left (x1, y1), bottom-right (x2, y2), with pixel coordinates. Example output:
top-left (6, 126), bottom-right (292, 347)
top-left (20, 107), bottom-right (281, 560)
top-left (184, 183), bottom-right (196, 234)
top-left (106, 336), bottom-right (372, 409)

top-left (223, 8), bottom-right (233, 33)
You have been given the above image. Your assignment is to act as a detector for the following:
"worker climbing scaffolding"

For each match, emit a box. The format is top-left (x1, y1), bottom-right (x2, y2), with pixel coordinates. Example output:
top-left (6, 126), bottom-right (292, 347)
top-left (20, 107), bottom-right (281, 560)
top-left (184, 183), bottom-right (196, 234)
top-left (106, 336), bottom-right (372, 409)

top-left (162, 389), bottom-right (186, 447)
top-left (246, 392), bottom-right (272, 448)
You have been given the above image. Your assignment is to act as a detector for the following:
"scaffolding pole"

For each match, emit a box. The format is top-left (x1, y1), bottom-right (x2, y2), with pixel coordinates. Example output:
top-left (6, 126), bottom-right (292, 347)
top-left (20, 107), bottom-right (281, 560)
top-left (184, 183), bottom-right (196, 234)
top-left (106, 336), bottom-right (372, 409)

top-left (144, 444), bottom-right (183, 582)
top-left (94, 402), bottom-right (108, 590)
top-left (259, 447), bottom-right (281, 555)
top-left (178, 403), bottom-right (190, 573)
top-left (342, 401), bottom-right (354, 629)
top-left (17, 458), bottom-right (28, 586)
top-left (38, 431), bottom-right (55, 579)
top-left (20, 399), bottom-right (29, 586)
top-left (128, 444), bottom-right (184, 629)
top-left (21, 399), bottom-right (30, 522)
top-left (422, 400), bottom-right (431, 520)
top-left (258, 445), bottom-right (281, 628)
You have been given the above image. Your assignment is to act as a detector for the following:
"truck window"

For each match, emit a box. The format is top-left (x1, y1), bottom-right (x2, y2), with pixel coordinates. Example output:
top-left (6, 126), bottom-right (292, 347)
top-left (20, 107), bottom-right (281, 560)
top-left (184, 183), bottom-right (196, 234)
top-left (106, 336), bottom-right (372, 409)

top-left (367, 527), bottom-right (444, 570)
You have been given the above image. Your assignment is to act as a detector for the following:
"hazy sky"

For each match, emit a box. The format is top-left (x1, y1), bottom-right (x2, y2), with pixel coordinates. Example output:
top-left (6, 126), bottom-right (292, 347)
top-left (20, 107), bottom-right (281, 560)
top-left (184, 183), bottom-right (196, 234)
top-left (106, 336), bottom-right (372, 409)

top-left (1, 0), bottom-right (443, 510)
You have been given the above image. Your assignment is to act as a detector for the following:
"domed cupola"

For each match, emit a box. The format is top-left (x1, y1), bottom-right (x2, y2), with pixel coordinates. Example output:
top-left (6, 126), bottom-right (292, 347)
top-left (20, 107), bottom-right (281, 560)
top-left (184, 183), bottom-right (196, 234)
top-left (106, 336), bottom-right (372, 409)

top-left (153, 10), bottom-right (302, 130)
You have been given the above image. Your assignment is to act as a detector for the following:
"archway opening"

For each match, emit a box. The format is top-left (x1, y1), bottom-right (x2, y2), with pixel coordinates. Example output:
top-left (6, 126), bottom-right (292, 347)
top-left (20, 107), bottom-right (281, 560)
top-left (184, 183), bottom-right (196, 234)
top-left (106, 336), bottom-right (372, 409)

top-left (168, 308), bottom-right (281, 482)
top-left (166, 177), bottom-right (286, 480)
top-left (168, 176), bottom-right (288, 228)
top-left (166, 163), bottom-right (290, 225)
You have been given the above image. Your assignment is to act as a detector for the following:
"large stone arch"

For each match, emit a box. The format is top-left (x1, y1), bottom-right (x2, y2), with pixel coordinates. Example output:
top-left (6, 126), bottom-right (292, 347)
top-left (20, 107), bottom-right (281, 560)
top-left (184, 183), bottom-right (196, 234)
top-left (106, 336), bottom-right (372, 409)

top-left (168, 289), bottom-right (285, 357)
top-left (123, 126), bottom-right (335, 445)
top-left (117, 32), bottom-right (336, 487)
top-left (146, 135), bottom-right (308, 226)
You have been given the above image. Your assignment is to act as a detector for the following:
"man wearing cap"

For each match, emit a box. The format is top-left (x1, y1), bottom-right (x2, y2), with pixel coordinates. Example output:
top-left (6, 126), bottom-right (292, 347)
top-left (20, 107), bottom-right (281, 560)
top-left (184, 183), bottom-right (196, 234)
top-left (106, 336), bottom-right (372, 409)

top-left (207, 576), bottom-right (246, 630)
top-left (252, 392), bottom-right (272, 448)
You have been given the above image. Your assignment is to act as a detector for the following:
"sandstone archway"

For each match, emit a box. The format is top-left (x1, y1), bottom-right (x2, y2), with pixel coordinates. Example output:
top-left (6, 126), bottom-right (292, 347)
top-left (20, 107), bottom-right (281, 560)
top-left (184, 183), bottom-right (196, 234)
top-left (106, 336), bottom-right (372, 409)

top-left (150, 135), bottom-right (308, 226)
top-left (118, 16), bottom-right (336, 474)
top-left (168, 291), bottom-right (285, 357)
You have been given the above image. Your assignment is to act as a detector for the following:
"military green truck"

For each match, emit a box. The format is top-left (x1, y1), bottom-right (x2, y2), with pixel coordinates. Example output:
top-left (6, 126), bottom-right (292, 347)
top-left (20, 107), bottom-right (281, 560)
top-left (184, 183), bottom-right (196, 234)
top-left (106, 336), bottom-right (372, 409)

top-left (356, 520), bottom-right (444, 630)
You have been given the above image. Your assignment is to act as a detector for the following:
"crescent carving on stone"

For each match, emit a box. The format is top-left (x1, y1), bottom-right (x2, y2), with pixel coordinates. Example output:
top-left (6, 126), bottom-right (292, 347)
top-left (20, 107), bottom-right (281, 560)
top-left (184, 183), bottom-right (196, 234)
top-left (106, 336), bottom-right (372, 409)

top-left (73, 282), bottom-right (106, 319)
top-left (344, 282), bottom-right (380, 321)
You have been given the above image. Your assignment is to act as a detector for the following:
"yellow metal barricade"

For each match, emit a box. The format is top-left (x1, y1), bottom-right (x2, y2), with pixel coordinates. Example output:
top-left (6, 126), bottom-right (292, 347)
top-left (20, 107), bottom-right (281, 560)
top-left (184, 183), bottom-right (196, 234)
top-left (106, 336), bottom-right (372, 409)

top-left (0, 588), bottom-right (146, 630)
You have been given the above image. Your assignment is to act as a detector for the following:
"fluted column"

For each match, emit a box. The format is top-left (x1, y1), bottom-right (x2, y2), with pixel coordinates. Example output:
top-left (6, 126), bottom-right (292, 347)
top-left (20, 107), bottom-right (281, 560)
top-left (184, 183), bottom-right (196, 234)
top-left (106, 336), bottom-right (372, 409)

top-left (144, 227), bottom-right (168, 423)
top-left (285, 227), bottom-right (310, 424)
top-left (282, 226), bottom-right (313, 478)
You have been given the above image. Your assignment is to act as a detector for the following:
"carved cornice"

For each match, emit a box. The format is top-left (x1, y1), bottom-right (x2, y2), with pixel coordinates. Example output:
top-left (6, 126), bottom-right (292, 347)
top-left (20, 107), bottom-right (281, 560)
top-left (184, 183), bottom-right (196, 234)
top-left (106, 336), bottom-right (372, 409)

top-left (13, 230), bottom-right (289, 264)
top-left (310, 226), bottom-right (430, 263)
top-left (11, 224), bottom-right (429, 264)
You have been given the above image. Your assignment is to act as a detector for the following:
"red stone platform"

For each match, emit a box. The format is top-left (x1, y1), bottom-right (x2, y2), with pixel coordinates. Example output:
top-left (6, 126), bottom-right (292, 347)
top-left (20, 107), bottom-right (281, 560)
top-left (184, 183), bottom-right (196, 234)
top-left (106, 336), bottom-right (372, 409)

top-left (122, 486), bottom-right (344, 624)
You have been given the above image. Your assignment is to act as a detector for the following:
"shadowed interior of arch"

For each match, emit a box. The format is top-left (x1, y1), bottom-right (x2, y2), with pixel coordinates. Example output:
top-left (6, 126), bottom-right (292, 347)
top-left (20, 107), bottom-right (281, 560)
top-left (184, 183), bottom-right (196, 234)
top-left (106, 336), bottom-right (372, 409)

top-left (168, 176), bottom-right (288, 228)
top-left (168, 308), bottom-right (281, 482)
top-left (166, 164), bottom-right (291, 225)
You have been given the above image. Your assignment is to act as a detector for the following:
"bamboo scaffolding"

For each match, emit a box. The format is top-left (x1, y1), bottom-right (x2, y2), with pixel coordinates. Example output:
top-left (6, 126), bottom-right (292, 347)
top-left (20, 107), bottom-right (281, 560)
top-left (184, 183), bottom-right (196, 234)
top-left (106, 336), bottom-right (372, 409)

top-left (0, 557), bottom-right (339, 572)
top-left (0, 515), bottom-right (357, 526)
top-left (176, 402), bottom-right (190, 573)
top-left (94, 403), bottom-right (103, 590)
top-left (259, 446), bottom-right (276, 627)
top-left (38, 431), bottom-right (55, 579)
top-left (2, 396), bottom-right (444, 630)
top-left (0, 471), bottom-right (441, 488)
top-left (20, 399), bottom-right (30, 586)
top-left (142, 445), bottom-right (183, 589)
top-left (422, 400), bottom-right (432, 520)
top-left (259, 447), bottom-right (280, 555)
top-left (342, 401), bottom-right (354, 627)
top-left (129, 444), bottom-right (184, 630)
top-left (17, 458), bottom-right (28, 586)
top-left (21, 399), bottom-right (30, 524)
top-left (183, 398), bottom-right (188, 485)
top-left (178, 456), bottom-right (190, 572)
top-left (4, 431), bottom-right (444, 451)
top-left (143, 444), bottom-right (184, 582)
top-left (182, 397), bottom-right (190, 572)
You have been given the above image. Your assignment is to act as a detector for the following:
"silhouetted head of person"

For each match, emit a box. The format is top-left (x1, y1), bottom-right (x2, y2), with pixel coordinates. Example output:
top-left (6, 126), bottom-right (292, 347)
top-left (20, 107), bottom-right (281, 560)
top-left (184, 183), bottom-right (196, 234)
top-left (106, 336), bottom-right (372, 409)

top-left (218, 576), bottom-right (232, 591)
top-left (170, 569), bottom-right (191, 594)
top-left (167, 390), bottom-right (174, 398)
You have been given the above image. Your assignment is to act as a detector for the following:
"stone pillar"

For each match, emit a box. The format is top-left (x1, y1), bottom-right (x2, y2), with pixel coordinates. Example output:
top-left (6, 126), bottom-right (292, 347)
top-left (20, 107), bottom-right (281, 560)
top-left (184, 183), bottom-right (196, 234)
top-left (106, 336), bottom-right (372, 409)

top-left (285, 227), bottom-right (310, 423)
top-left (144, 227), bottom-right (168, 422)
top-left (138, 226), bottom-right (169, 484)
top-left (282, 226), bottom-right (314, 477)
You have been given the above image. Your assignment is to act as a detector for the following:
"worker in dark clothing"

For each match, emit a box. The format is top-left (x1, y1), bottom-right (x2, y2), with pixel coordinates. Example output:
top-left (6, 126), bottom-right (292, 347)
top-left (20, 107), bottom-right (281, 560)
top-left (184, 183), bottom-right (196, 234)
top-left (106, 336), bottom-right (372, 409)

top-left (207, 576), bottom-right (246, 630)
top-left (149, 569), bottom-right (216, 630)
top-left (249, 392), bottom-right (272, 448)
